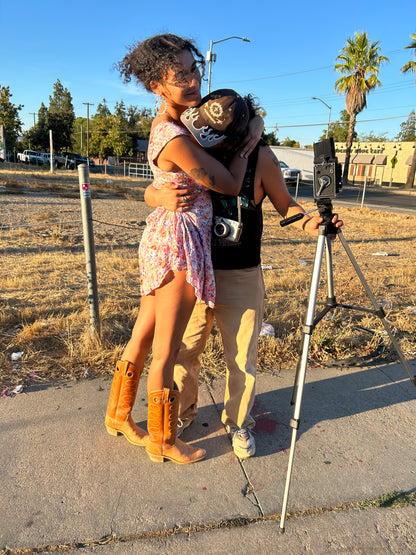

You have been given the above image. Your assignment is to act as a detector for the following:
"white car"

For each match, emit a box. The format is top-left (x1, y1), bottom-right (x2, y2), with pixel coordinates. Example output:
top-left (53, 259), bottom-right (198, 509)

top-left (279, 160), bottom-right (301, 184)
top-left (17, 150), bottom-right (44, 165)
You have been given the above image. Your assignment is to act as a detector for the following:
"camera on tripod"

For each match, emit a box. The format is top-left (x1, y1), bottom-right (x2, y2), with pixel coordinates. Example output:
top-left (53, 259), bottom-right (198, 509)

top-left (313, 138), bottom-right (342, 201)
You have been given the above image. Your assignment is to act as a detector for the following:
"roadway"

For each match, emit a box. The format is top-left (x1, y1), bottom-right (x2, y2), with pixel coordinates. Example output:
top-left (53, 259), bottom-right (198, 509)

top-left (294, 183), bottom-right (416, 215)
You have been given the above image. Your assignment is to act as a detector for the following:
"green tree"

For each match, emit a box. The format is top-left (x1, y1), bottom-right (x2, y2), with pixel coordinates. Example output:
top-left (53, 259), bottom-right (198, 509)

top-left (46, 79), bottom-right (75, 153)
top-left (106, 114), bottom-right (133, 160)
top-left (400, 33), bottom-right (416, 188)
top-left (320, 110), bottom-right (356, 142)
top-left (27, 103), bottom-right (49, 151)
top-left (335, 31), bottom-right (389, 186)
top-left (281, 137), bottom-right (300, 148)
top-left (89, 112), bottom-right (111, 159)
top-left (126, 105), bottom-right (152, 141)
top-left (261, 131), bottom-right (280, 146)
top-left (0, 84), bottom-right (23, 151)
top-left (95, 99), bottom-right (111, 118)
top-left (71, 117), bottom-right (88, 155)
top-left (395, 111), bottom-right (416, 142)
top-left (359, 130), bottom-right (389, 142)
top-left (114, 100), bottom-right (127, 120)
top-left (90, 101), bottom-right (152, 159)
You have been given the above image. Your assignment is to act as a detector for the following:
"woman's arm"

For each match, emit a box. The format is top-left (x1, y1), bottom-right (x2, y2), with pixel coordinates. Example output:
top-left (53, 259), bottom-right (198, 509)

top-left (145, 182), bottom-right (197, 211)
top-left (158, 135), bottom-right (248, 197)
top-left (259, 147), bottom-right (342, 237)
top-left (239, 115), bottom-right (264, 158)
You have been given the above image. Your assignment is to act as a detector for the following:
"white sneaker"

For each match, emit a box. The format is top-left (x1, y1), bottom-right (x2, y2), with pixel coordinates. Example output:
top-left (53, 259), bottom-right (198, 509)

top-left (227, 426), bottom-right (256, 459)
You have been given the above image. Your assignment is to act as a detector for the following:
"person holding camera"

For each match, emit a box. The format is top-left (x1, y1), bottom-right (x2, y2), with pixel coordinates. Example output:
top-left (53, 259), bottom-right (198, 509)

top-left (146, 94), bottom-right (343, 459)
top-left (104, 34), bottom-right (264, 465)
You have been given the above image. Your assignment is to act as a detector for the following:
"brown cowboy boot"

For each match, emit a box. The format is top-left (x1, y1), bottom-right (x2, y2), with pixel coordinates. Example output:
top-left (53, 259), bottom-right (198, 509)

top-left (146, 388), bottom-right (206, 464)
top-left (105, 360), bottom-right (148, 446)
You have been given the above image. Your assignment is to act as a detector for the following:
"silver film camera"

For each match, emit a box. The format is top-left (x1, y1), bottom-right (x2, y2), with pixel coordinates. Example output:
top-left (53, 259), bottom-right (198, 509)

top-left (213, 216), bottom-right (243, 242)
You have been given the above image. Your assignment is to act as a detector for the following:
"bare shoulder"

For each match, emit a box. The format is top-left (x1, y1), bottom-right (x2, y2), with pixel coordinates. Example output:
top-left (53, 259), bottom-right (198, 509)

top-left (258, 145), bottom-right (280, 169)
top-left (259, 145), bottom-right (280, 167)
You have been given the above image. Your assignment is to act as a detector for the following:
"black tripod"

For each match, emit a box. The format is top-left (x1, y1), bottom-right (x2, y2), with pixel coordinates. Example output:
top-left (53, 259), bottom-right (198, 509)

top-left (279, 199), bottom-right (416, 533)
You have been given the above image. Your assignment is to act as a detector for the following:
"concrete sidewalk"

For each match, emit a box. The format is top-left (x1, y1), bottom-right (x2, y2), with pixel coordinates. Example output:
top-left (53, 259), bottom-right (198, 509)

top-left (1, 361), bottom-right (415, 553)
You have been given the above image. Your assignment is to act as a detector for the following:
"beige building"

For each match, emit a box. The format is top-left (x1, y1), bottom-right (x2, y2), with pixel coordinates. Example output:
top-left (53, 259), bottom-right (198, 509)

top-left (335, 141), bottom-right (415, 188)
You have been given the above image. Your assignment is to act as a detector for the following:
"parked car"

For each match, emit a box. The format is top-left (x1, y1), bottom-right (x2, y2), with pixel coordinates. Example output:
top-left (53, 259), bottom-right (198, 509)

top-left (17, 150), bottom-right (43, 165)
top-left (279, 160), bottom-right (301, 185)
top-left (40, 153), bottom-right (54, 166)
top-left (0, 150), bottom-right (14, 162)
top-left (61, 152), bottom-right (95, 168)
top-left (39, 152), bottom-right (76, 169)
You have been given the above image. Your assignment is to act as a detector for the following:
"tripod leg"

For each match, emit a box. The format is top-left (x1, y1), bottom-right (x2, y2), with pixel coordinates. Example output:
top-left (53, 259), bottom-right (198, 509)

top-left (325, 236), bottom-right (335, 301)
top-left (291, 236), bottom-right (335, 405)
top-left (338, 231), bottom-right (416, 387)
top-left (280, 229), bottom-right (327, 533)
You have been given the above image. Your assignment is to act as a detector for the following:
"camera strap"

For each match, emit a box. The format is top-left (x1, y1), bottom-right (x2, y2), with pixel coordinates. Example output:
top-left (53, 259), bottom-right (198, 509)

top-left (236, 196), bottom-right (241, 224)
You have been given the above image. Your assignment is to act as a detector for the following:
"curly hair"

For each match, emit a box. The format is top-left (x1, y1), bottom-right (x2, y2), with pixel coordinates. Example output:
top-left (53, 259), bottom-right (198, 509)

top-left (244, 94), bottom-right (262, 119)
top-left (115, 33), bottom-right (205, 92)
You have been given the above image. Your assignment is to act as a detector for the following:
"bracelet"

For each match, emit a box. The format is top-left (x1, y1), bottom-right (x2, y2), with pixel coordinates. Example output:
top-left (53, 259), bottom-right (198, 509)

top-left (302, 216), bottom-right (312, 231)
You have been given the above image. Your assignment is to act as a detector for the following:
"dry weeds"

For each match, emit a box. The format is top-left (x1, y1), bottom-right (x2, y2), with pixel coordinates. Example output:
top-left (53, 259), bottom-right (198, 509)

top-left (1, 167), bottom-right (415, 391)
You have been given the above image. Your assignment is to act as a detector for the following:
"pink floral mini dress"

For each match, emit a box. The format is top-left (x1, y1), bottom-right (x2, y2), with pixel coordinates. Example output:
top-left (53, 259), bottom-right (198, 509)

top-left (138, 120), bottom-right (215, 307)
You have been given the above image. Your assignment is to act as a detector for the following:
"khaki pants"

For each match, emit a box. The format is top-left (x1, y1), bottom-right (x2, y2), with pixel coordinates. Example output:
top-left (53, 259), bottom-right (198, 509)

top-left (174, 266), bottom-right (265, 429)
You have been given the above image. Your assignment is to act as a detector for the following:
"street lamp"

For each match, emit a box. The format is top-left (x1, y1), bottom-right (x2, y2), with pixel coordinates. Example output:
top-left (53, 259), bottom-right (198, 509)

top-left (206, 36), bottom-right (250, 94)
top-left (312, 96), bottom-right (332, 139)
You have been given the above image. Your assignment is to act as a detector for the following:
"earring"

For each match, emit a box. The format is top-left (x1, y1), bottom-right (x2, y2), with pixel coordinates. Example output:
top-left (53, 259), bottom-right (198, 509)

top-left (155, 95), bottom-right (161, 114)
top-left (155, 95), bottom-right (167, 116)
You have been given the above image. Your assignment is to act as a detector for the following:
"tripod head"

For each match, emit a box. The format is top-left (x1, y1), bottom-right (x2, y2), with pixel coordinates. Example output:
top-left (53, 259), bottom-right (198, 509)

top-left (316, 198), bottom-right (339, 236)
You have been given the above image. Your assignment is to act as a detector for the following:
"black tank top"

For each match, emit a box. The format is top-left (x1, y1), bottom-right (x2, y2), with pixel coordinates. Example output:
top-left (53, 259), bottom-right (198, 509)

top-left (211, 143), bottom-right (264, 270)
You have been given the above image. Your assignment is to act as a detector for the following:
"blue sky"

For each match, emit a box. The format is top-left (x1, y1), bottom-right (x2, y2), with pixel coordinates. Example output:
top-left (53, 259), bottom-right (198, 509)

top-left (1, 0), bottom-right (415, 147)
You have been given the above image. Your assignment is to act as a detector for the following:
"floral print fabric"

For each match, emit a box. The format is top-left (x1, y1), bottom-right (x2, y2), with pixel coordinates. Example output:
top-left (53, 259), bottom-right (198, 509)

top-left (138, 120), bottom-right (215, 307)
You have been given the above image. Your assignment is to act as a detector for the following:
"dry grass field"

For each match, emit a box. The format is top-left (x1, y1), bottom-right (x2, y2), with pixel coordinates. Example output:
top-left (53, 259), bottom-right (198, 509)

top-left (1, 166), bottom-right (415, 393)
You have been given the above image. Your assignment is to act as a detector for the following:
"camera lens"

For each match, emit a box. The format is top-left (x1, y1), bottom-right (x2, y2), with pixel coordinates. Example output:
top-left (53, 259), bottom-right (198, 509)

top-left (214, 220), bottom-right (229, 238)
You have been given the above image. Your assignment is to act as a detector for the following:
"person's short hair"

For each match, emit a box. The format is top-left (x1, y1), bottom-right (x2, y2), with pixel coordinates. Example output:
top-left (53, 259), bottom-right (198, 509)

top-left (180, 89), bottom-right (249, 148)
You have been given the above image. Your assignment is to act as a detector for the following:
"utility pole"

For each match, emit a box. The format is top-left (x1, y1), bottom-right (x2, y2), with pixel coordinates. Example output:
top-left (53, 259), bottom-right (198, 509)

top-left (83, 102), bottom-right (94, 160)
top-left (29, 113), bottom-right (36, 126)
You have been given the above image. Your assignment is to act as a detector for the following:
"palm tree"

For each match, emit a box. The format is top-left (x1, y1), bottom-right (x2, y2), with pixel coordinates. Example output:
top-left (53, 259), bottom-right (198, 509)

top-left (400, 33), bottom-right (416, 189)
top-left (335, 31), bottom-right (389, 187)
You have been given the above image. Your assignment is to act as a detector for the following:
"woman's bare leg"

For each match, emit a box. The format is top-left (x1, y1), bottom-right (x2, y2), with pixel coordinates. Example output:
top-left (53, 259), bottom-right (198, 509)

top-left (147, 270), bottom-right (196, 393)
top-left (121, 294), bottom-right (155, 370)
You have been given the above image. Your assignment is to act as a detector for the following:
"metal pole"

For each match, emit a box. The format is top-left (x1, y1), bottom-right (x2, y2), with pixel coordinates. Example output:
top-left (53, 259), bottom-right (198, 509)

top-left (207, 40), bottom-right (213, 94)
top-left (78, 164), bottom-right (100, 339)
top-left (49, 130), bottom-right (54, 174)
top-left (361, 175), bottom-right (367, 209)
top-left (294, 173), bottom-right (300, 200)
top-left (311, 97), bottom-right (331, 139)
top-left (206, 36), bottom-right (250, 94)
top-left (326, 107), bottom-right (332, 139)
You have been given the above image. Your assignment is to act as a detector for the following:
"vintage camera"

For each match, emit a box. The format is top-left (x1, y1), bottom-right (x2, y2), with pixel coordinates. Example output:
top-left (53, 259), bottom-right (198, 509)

top-left (313, 138), bottom-right (342, 200)
top-left (213, 216), bottom-right (243, 243)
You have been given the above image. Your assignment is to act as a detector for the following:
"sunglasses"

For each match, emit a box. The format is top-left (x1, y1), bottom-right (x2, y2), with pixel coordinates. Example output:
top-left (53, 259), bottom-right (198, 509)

top-left (165, 61), bottom-right (204, 88)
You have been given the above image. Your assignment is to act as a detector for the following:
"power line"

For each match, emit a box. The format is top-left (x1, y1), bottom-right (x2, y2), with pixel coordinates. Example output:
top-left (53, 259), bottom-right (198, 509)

top-left (223, 65), bottom-right (333, 85)
top-left (266, 114), bottom-right (412, 130)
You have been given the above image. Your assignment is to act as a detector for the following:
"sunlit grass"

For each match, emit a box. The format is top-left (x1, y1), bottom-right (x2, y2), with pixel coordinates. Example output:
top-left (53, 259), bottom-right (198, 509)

top-left (1, 169), bottom-right (415, 389)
